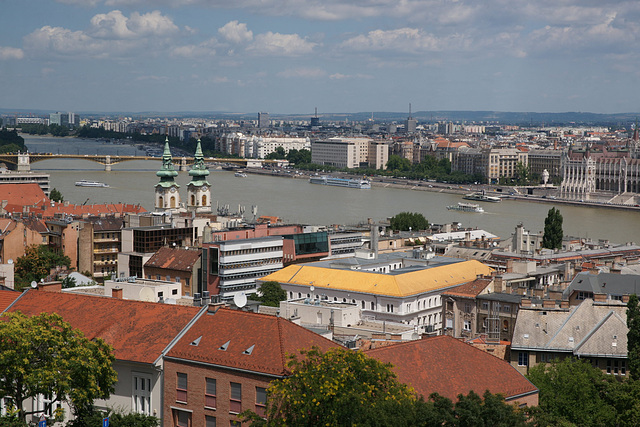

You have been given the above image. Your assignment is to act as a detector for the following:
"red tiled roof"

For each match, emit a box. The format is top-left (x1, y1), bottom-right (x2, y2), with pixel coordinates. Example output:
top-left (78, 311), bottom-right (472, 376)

top-left (145, 246), bottom-right (201, 272)
top-left (442, 278), bottom-right (492, 299)
top-left (31, 203), bottom-right (146, 218)
top-left (7, 290), bottom-right (201, 364)
top-left (0, 289), bottom-right (21, 312)
top-left (366, 335), bottom-right (537, 401)
top-left (166, 307), bottom-right (339, 376)
top-left (0, 183), bottom-right (48, 207)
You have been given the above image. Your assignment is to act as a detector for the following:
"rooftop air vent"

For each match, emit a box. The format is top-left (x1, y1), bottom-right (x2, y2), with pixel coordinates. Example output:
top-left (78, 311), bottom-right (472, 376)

top-left (218, 340), bottom-right (230, 351)
top-left (190, 336), bottom-right (202, 346)
top-left (242, 345), bottom-right (255, 355)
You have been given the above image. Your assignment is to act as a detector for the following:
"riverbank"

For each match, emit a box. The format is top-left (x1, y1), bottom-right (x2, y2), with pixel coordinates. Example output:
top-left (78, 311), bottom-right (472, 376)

top-left (243, 167), bottom-right (640, 212)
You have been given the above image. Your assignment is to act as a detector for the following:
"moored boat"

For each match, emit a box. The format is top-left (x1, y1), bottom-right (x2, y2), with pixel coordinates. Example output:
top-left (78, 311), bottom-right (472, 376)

top-left (309, 175), bottom-right (371, 189)
top-left (462, 191), bottom-right (501, 203)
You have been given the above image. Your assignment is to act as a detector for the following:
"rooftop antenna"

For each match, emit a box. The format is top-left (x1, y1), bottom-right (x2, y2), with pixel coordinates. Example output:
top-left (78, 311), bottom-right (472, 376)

top-left (408, 103), bottom-right (412, 119)
top-left (314, 107), bottom-right (318, 118)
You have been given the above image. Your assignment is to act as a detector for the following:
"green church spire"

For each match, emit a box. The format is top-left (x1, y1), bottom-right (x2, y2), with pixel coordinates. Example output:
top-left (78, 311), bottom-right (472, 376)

top-left (188, 138), bottom-right (210, 187)
top-left (156, 136), bottom-right (179, 188)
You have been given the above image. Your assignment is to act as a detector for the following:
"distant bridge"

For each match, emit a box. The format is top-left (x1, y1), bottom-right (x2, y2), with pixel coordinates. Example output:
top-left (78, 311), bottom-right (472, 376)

top-left (0, 153), bottom-right (286, 171)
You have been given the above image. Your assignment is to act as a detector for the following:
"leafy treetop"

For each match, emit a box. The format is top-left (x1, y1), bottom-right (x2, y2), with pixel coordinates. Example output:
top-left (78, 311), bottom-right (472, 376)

top-left (389, 211), bottom-right (429, 231)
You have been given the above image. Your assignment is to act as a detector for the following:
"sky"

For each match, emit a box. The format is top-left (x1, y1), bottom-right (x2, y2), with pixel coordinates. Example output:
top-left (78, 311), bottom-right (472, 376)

top-left (2, 0), bottom-right (640, 115)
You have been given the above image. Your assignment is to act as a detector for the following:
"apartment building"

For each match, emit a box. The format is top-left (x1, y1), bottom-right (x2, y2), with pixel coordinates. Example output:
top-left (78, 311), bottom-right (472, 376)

top-left (311, 137), bottom-right (388, 170)
top-left (482, 148), bottom-right (528, 184)
top-left (201, 236), bottom-right (284, 301)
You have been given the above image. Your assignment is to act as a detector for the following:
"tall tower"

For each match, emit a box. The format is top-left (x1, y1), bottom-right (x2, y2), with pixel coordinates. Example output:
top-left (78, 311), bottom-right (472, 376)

top-left (155, 137), bottom-right (181, 211)
top-left (186, 139), bottom-right (211, 212)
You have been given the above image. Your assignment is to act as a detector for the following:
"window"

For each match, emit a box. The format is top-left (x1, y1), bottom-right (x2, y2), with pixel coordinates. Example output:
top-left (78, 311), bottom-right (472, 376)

top-left (205, 378), bottom-right (216, 409)
top-left (518, 352), bottom-right (529, 367)
top-left (173, 409), bottom-right (191, 427)
top-left (503, 305), bottom-right (511, 313)
top-left (177, 373), bottom-right (188, 403)
top-left (446, 318), bottom-right (453, 329)
top-left (132, 373), bottom-right (152, 415)
top-left (230, 382), bottom-right (242, 413)
top-left (464, 303), bottom-right (472, 313)
top-left (205, 415), bottom-right (216, 427)
top-left (255, 387), bottom-right (267, 417)
top-left (463, 320), bottom-right (471, 331)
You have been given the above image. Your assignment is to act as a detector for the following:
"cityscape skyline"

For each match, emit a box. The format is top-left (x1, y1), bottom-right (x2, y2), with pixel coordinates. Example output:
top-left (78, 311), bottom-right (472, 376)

top-left (2, 1), bottom-right (640, 114)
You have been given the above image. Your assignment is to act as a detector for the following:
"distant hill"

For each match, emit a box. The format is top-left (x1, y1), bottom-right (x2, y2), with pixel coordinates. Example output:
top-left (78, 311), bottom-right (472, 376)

top-left (2, 108), bottom-right (638, 126)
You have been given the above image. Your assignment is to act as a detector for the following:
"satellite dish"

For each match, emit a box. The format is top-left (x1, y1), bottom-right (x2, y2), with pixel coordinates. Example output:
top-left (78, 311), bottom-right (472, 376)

top-left (30, 281), bottom-right (37, 288)
top-left (234, 292), bottom-right (247, 308)
top-left (7, 259), bottom-right (13, 264)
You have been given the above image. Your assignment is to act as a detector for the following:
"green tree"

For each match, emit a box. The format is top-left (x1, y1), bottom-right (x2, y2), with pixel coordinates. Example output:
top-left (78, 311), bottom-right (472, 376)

top-left (386, 154), bottom-right (412, 171)
top-left (527, 357), bottom-right (617, 426)
top-left (285, 149), bottom-right (311, 165)
top-left (627, 294), bottom-right (640, 380)
top-left (68, 409), bottom-right (159, 427)
top-left (49, 188), bottom-right (64, 202)
top-left (542, 207), bottom-right (563, 250)
top-left (14, 245), bottom-right (72, 290)
top-left (254, 281), bottom-right (287, 307)
top-left (513, 162), bottom-right (531, 185)
top-left (265, 147), bottom-right (286, 160)
top-left (0, 312), bottom-right (117, 422)
top-left (389, 211), bottom-right (429, 231)
top-left (240, 347), bottom-right (420, 426)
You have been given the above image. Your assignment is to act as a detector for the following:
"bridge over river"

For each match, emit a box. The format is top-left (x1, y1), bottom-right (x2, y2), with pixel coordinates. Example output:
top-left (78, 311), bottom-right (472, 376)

top-left (0, 153), bottom-right (286, 171)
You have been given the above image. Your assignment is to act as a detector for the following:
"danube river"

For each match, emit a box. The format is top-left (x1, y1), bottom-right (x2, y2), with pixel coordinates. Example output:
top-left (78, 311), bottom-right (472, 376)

top-left (22, 135), bottom-right (640, 244)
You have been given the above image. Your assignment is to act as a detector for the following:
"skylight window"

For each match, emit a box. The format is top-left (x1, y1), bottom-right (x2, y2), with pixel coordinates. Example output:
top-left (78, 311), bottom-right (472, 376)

top-left (242, 345), bottom-right (255, 355)
top-left (218, 340), bottom-right (230, 351)
top-left (190, 336), bottom-right (202, 346)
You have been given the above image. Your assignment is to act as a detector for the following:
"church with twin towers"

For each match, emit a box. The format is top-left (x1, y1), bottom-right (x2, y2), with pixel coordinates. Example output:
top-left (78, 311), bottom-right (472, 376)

top-left (155, 137), bottom-right (211, 213)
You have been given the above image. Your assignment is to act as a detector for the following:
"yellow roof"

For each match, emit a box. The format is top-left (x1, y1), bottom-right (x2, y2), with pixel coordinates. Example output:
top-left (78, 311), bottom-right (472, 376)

top-left (261, 260), bottom-right (493, 297)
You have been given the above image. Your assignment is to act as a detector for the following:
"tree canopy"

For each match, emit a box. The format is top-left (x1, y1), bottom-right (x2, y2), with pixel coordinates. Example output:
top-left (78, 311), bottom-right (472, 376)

top-left (525, 357), bottom-right (639, 426)
top-left (14, 245), bottom-right (71, 290)
top-left (49, 188), bottom-right (64, 202)
top-left (628, 294), bottom-right (640, 380)
top-left (0, 311), bottom-right (117, 422)
top-left (389, 211), bottom-right (429, 231)
top-left (240, 347), bottom-right (529, 427)
top-left (253, 281), bottom-right (287, 307)
top-left (542, 207), bottom-right (563, 250)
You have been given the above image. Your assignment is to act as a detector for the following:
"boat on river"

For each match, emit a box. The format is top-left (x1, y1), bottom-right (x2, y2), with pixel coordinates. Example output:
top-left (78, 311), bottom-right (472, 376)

top-left (447, 202), bottom-right (484, 213)
top-left (462, 191), bottom-right (501, 203)
top-left (309, 175), bottom-right (371, 189)
top-left (75, 180), bottom-right (109, 188)
top-left (234, 171), bottom-right (248, 178)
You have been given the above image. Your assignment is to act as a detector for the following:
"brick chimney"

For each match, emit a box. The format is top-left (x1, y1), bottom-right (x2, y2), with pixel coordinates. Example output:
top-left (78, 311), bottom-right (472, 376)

top-left (112, 287), bottom-right (123, 299)
top-left (542, 299), bottom-right (556, 309)
top-left (38, 281), bottom-right (62, 292)
top-left (521, 298), bottom-right (532, 308)
top-left (594, 293), bottom-right (607, 303)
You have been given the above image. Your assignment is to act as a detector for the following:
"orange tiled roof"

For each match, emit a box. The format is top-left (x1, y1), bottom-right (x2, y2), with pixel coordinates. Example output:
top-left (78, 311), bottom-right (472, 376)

top-left (7, 290), bottom-right (201, 364)
top-left (0, 183), bottom-right (48, 207)
top-left (32, 203), bottom-right (146, 218)
top-left (366, 335), bottom-right (537, 401)
top-left (165, 307), bottom-right (339, 376)
top-left (442, 278), bottom-right (492, 299)
top-left (145, 246), bottom-right (201, 272)
top-left (0, 289), bottom-right (21, 312)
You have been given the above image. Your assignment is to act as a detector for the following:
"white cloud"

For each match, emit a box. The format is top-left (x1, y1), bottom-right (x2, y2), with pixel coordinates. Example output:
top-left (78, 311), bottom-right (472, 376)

top-left (218, 21), bottom-right (253, 44)
top-left (249, 32), bottom-right (316, 55)
top-left (89, 10), bottom-right (178, 39)
top-left (340, 28), bottom-right (459, 53)
top-left (171, 37), bottom-right (218, 58)
top-left (277, 67), bottom-right (326, 78)
top-left (329, 73), bottom-right (373, 80)
top-left (23, 10), bottom-right (178, 59)
top-left (136, 75), bottom-right (169, 82)
top-left (0, 47), bottom-right (24, 60)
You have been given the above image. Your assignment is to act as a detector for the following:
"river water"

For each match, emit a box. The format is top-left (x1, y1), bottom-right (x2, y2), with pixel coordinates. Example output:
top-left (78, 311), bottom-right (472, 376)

top-left (22, 135), bottom-right (640, 244)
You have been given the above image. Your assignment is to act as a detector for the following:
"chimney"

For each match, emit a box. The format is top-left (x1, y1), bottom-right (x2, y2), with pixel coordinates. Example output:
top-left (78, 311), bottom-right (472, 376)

top-left (38, 281), bottom-right (62, 292)
top-left (548, 289), bottom-right (562, 300)
top-left (594, 293), bottom-right (607, 303)
top-left (623, 294), bottom-right (631, 303)
top-left (560, 300), bottom-right (569, 309)
top-left (494, 276), bottom-right (503, 293)
top-left (542, 299), bottom-right (556, 309)
top-left (506, 259), bottom-right (514, 273)
top-left (112, 287), bottom-right (123, 299)
top-left (521, 298), bottom-right (532, 308)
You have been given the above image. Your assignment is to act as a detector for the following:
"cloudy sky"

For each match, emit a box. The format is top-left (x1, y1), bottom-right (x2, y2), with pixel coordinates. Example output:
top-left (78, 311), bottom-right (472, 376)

top-left (2, 0), bottom-right (640, 114)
